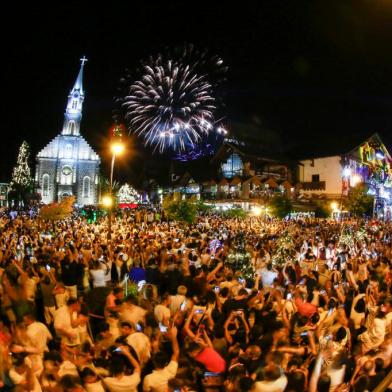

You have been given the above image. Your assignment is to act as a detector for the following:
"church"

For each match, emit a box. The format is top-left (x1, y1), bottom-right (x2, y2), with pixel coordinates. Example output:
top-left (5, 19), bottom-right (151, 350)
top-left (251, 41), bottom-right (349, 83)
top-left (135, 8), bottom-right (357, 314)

top-left (35, 58), bottom-right (100, 206)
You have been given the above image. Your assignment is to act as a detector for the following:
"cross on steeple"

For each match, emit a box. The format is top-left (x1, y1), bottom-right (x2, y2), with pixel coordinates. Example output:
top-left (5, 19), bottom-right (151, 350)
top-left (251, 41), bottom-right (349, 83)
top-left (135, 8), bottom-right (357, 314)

top-left (80, 56), bottom-right (88, 66)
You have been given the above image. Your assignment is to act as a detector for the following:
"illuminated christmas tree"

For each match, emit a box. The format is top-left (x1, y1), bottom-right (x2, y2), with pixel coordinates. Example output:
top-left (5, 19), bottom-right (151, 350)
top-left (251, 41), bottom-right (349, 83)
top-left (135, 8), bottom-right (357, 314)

top-left (271, 230), bottom-right (295, 267)
top-left (226, 232), bottom-right (255, 281)
top-left (9, 141), bottom-right (33, 205)
top-left (117, 183), bottom-right (140, 204)
top-left (11, 141), bottom-right (33, 190)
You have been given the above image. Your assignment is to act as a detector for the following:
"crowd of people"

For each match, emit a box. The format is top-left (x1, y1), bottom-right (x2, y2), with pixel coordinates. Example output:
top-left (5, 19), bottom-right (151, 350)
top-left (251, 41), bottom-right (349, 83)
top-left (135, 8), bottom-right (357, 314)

top-left (0, 207), bottom-right (391, 392)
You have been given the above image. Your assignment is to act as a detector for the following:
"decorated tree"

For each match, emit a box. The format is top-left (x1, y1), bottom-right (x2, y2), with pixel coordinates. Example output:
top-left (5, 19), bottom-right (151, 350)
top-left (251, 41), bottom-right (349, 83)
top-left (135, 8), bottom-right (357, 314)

top-left (117, 183), bottom-right (140, 204)
top-left (39, 196), bottom-right (75, 221)
top-left (226, 232), bottom-right (254, 281)
top-left (339, 225), bottom-right (369, 249)
top-left (9, 141), bottom-right (33, 205)
top-left (271, 230), bottom-right (295, 267)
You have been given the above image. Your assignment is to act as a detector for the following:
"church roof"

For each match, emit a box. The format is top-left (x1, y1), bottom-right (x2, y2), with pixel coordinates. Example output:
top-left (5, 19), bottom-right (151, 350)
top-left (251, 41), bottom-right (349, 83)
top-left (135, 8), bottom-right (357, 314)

top-left (37, 134), bottom-right (100, 161)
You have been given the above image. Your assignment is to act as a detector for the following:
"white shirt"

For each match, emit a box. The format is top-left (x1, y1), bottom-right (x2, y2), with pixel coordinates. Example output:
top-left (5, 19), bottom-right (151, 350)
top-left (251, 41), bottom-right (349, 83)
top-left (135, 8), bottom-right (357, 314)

top-left (120, 304), bottom-right (147, 325)
top-left (143, 360), bottom-right (178, 392)
top-left (90, 269), bottom-right (106, 287)
top-left (253, 374), bottom-right (288, 392)
top-left (261, 269), bottom-right (278, 288)
top-left (9, 368), bottom-right (42, 392)
top-left (385, 312), bottom-right (392, 335)
top-left (53, 306), bottom-right (78, 346)
top-left (126, 332), bottom-right (151, 365)
top-left (326, 365), bottom-right (346, 392)
top-left (85, 380), bottom-right (105, 392)
top-left (26, 321), bottom-right (52, 355)
top-left (104, 373), bottom-right (141, 392)
top-left (58, 360), bottom-right (79, 378)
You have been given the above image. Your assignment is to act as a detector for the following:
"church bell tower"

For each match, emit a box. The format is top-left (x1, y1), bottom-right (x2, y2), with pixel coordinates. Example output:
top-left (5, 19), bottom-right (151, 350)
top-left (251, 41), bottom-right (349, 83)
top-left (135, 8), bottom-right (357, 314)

top-left (61, 56), bottom-right (87, 136)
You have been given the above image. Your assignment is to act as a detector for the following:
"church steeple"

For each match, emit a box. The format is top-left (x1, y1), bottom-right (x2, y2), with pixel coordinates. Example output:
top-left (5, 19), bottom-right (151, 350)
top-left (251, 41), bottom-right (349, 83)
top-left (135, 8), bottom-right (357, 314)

top-left (61, 57), bottom-right (87, 136)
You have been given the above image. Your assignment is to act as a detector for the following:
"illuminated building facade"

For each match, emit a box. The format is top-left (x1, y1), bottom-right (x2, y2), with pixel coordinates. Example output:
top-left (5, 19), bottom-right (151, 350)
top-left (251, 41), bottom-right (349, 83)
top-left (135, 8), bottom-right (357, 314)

top-left (36, 58), bottom-right (100, 206)
top-left (299, 133), bottom-right (392, 219)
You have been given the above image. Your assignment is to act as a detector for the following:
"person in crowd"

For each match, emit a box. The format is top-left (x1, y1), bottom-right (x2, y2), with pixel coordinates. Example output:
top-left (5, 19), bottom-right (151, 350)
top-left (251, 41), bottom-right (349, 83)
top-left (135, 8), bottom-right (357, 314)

top-left (0, 208), bottom-right (392, 391)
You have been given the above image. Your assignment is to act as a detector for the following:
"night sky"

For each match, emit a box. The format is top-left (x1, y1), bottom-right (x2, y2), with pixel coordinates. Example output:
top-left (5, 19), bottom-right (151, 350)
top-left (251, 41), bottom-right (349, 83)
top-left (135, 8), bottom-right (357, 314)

top-left (2, 0), bottom-right (392, 182)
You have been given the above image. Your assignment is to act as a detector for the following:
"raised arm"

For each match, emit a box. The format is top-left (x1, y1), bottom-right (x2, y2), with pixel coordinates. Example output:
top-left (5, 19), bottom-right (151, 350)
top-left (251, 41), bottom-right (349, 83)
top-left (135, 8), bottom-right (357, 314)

top-left (308, 354), bottom-right (323, 392)
top-left (169, 326), bottom-right (179, 362)
top-left (224, 312), bottom-right (235, 345)
top-left (207, 262), bottom-right (223, 282)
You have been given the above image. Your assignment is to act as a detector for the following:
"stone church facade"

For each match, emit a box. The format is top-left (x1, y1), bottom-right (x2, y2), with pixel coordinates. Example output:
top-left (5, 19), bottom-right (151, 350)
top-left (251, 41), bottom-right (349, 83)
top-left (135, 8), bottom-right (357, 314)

top-left (36, 58), bottom-right (100, 206)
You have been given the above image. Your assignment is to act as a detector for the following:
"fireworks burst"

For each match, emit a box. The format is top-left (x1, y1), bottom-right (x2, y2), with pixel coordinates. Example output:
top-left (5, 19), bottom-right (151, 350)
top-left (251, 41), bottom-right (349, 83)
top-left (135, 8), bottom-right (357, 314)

top-left (122, 45), bottom-right (227, 153)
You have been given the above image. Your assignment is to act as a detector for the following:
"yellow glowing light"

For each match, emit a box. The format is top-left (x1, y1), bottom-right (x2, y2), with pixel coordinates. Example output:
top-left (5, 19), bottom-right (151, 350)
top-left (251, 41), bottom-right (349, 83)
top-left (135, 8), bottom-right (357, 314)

top-left (253, 206), bottom-right (262, 216)
top-left (330, 202), bottom-right (338, 211)
top-left (102, 195), bottom-right (113, 207)
top-left (111, 142), bottom-right (124, 155)
top-left (352, 174), bottom-right (362, 187)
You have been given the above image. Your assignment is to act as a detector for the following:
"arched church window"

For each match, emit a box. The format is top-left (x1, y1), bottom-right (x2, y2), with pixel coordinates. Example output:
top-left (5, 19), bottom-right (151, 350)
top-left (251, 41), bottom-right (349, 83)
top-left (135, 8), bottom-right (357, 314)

top-left (42, 174), bottom-right (49, 197)
top-left (72, 100), bottom-right (78, 109)
top-left (221, 153), bottom-right (243, 178)
top-left (65, 143), bottom-right (73, 158)
top-left (68, 121), bottom-right (75, 134)
top-left (61, 166), bottom-right (72, 185)
top-left (83, 176), bottom-right (90, 198)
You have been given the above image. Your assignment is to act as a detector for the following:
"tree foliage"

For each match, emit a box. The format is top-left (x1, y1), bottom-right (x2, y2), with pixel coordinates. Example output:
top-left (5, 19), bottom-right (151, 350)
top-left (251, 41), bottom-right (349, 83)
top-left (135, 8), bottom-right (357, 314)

top-left (268, 195), bottom-right (292, 219)
top-left (224, 207), bottom-right (247, 219)
top-left (99, 176), bottom-right (120, 195)
top-left (195, 199), bottom-right (214, 213)
top-left (314, 200), bottom-right (331, 218)
top-left (39, 196), bottom-right (75, 221)
top-left (162, 194), bottom-right (197, 224)
top-left (345, 184), bottom-right (374, 217)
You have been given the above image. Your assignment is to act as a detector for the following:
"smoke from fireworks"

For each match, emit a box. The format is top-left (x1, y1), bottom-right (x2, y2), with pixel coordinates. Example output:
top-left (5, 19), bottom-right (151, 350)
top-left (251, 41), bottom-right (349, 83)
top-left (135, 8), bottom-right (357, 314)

top-left (122, 45), bottom-right (227, 153)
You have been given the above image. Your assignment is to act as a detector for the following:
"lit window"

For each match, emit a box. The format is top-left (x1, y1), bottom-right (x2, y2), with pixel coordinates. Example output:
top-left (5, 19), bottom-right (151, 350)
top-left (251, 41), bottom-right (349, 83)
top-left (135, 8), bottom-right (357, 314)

top-left (68, 121), bottom-right (75, 134)
top-left (221, 153), bottom-right (243, 178)
top-left (83, 176), bottom-right (90, 198)
top-left (65, 143), bottom-right (72, 158)
top-left (42, 174), bottom-right (49, 197)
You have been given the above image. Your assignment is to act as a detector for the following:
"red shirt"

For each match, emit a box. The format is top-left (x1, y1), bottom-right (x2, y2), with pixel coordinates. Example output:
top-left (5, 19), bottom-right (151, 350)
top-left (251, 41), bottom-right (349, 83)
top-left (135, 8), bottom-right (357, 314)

top-left (295, 298), bottom-right (317, 318)
top-left (195, 347), bottom-right (226, 373)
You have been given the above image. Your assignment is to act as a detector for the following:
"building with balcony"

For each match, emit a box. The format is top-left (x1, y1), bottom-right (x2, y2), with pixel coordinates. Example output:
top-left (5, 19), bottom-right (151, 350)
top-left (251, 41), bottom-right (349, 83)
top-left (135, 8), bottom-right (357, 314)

top-left (298, 133), bottom-right (392, 218)
top-left (163, 138), bottom-right (294, 209)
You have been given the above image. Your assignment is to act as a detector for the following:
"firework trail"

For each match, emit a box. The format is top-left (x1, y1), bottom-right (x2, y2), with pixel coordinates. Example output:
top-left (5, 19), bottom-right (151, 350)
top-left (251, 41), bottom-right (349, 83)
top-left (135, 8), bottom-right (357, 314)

top-left (122, 45), bottom-right (227, 153)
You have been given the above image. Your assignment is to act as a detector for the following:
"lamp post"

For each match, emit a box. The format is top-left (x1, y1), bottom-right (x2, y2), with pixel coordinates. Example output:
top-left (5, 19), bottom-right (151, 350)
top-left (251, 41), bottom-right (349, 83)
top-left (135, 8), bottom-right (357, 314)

top-left (107, 141), bottom-right (124, 240)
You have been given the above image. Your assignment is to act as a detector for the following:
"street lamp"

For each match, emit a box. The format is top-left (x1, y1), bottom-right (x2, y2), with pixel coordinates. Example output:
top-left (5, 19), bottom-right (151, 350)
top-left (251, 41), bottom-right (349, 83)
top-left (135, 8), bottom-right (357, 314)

top-left (108, 141), bottom-right (124, 240)
top-left (253, 206), bottom-right (262, 217)
top-left (102, 195), bottom-right (113, 208)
